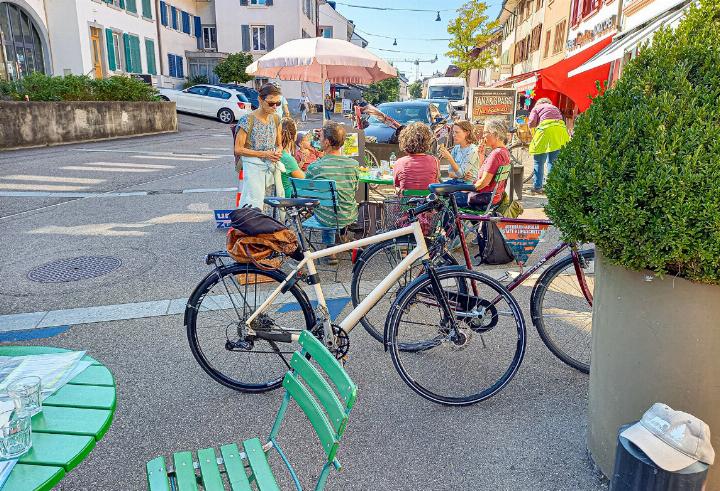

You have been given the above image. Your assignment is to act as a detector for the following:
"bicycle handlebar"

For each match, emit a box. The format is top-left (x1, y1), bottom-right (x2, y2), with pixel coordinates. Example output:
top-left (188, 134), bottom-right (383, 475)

top-left (407, 194), bottom-right (440, 218)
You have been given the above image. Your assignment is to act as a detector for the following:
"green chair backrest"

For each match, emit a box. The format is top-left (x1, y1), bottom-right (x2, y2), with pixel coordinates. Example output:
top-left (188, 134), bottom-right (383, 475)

top-left (279, 331), bottom-right (357, 462)
top-left (494, 164), bottom-right (511, 184)
top-left (290, 178), bottom-right (338, 209)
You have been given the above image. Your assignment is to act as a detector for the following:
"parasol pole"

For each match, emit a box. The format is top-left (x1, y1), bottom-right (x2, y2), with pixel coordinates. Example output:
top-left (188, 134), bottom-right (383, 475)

top-left (321, 64), bottom-right (327, 126)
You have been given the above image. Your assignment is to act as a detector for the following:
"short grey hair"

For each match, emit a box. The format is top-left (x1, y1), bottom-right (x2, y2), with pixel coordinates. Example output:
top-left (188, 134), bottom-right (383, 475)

top-left (483, 119), bottom-right (509, 143)
top-left (536, 97), bottom-right (552, 105)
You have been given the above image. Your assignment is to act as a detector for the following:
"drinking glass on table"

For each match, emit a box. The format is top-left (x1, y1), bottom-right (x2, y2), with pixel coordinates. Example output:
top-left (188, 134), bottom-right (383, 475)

top-left (8, 376), bottom-right (42, 416)
top-left (0, 410), bottom-right (32, 459)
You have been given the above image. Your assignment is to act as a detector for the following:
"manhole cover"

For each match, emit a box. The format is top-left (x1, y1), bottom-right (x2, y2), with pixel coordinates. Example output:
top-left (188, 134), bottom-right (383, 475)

top-left (27, 256), bottom-right (122, 283)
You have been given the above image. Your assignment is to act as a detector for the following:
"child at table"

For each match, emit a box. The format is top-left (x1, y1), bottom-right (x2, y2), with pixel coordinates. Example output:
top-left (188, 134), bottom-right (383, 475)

top-left (295, 132), bottom-right (323, 171)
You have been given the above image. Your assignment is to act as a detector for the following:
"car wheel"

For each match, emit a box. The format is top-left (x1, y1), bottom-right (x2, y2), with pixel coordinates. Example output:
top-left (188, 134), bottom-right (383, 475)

top-left (217, 108), bottom-right (235, 124)
top-left (159, 96), bottom-right (170, 101)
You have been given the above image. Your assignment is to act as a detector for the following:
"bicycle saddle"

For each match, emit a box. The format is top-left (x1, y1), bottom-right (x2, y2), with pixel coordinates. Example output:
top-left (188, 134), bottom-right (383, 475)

top-left (263, 197), bottom-right (320, 209)
top-left (428, 183), bottom-right (476, 196)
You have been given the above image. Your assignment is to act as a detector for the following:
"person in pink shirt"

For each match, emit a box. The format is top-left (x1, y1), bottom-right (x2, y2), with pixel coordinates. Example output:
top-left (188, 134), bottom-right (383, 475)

top-left (294, 132), bottom-right (324, 171)
top-left (393, 122), bottom-right (440, 192)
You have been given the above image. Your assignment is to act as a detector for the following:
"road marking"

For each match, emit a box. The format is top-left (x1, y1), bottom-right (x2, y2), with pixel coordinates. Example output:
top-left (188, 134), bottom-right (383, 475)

top-left (131, 155), bottom-right (217, 161)
top-left (78, 149), bottom-right (225, 157)
top-left (0, 187), bottom-right (236, 198)
top-left (79, 161), bottom-right (174, 169)
top-left (0, 289), bottom-right (351, 331)
top-left (1, 175), bottom-right (106, 184)
top-left (61, 166), bottom-right (157, 173)
top-left (0, 183), bottom-right (90, 192)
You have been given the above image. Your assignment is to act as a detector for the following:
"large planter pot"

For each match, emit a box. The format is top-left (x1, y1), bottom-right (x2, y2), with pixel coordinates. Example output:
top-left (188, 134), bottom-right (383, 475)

top-left (588, 252), bottom-right (720, 488)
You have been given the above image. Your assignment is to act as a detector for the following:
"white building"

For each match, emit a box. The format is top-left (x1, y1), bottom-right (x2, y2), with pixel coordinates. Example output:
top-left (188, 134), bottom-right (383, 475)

top-left (319, 1), bottom-right (352, 41)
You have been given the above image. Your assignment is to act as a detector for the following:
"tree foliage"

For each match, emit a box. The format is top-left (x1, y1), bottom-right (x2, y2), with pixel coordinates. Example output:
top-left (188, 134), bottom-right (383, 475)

top-left (213, 53), bottom-right (254, 84)
top-left (408, 80), bottom-right (423, 99)
top-left (446, 0), bottom-right (497, 79)
top-left (545, 0), bottom-right (720, 284)
top-left (364, 77), bottom-right (399, 105)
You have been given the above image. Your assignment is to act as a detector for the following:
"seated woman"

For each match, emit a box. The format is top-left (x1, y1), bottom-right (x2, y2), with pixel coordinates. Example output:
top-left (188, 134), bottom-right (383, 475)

top-left (279, 118), bottom-right (305, 197)
top-left (393, 122), bottom-right (440, 192)
top-left (455, 119), bottom-right (511, 210)
top-left (294, 132), bottom-right (323, 171)
top-left (438, 120), bottom-right (480, 184)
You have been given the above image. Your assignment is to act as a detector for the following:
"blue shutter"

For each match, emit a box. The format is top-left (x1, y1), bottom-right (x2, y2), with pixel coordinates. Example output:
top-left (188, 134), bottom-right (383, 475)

top-left (176, 55), bottom-right (184, 77)
top-left (159, 1), bottom-right (167, 25)
top-left (266, 25), bottom-right (274, 50)
top-left (168, 53), bottom-right (176, 77)
top-left (171, 6), bottom-right (178, 29)
top-left (181, 11), bottom-right (190, 34)
top-left (240, 0), bottom-right (248, 5)
top-left (241, 25), bottom-right (250, 51)
top-left (266, 0), bottom-right (273, 5)
top-left (194, 16), bottom-right (201, 38)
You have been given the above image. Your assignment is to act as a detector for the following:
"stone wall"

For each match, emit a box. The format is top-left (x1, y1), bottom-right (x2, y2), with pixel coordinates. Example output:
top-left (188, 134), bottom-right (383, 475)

top-left (0, 101), bottom-right (177, 149)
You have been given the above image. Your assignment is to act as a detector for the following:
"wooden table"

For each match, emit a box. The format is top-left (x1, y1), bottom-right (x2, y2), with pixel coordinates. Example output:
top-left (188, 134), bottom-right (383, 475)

top-left (0, 346), bottom-right (116, 491)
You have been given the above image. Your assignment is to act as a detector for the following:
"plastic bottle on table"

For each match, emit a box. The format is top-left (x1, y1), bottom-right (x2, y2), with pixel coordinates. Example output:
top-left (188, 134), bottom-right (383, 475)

top-left (389, 152), bottom-right (397, 170)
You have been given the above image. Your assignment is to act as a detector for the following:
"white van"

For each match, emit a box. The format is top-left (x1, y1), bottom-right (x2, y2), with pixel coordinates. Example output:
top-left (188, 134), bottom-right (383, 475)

top-left (426, 77), bottom-right (467, 118)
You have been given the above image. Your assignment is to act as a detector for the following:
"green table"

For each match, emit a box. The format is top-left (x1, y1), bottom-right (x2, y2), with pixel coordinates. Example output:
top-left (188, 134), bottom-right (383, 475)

top-left (359, 174), bottom-right (394, 202)
top-left (0, 346), bottom-right (116, 491)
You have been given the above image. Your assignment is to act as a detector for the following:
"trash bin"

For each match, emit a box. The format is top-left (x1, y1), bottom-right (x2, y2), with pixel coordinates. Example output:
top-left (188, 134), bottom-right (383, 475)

top-left (610, 424), bottom-right (709, 491)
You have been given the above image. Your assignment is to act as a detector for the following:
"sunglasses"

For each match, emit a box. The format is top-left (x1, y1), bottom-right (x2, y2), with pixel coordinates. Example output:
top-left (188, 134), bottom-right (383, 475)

top-left (264, 99), bottom-right (282, 107)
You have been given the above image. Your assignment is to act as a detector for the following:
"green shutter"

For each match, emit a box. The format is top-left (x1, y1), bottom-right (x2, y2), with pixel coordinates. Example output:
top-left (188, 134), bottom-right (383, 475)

top-left (119, 0), bottom-right (125, 8)
top-left (105, 29), bottom-right (116, 71)
top-left (145, 39), bottom-right (156, 75)
top-left (141, 0), bottom-right (152, 18)
top-left (126, 0), bottom-right (137, 13)
top-left (131, 36), bottom-right (142, 73)
top-left (123, 33), bottom-right (132, 72)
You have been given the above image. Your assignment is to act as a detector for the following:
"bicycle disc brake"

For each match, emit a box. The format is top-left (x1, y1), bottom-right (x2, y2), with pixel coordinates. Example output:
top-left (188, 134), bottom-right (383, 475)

top-left (467, 298), bottom-right (498, 333)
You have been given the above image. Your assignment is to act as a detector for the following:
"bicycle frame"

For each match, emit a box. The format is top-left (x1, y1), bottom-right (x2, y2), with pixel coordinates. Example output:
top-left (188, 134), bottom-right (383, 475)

top-left (246, 220), bottom-right (428, 341)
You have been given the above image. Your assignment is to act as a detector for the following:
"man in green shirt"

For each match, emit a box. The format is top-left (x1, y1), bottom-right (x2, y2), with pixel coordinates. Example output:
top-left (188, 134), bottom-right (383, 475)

top-left (305, 122), bottom-right (359, 262)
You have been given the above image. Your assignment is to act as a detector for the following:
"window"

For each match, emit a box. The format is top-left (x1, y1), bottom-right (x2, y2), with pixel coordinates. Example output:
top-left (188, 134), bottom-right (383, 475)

top-left (0, 2), bottom-right (48, 80)
top-left (536, 0), bottom-right (542, 11)
top-left (530, 24), bottom-right (543, 52)
top-left (141, 0), bottom-right (152, 18)
top-left (159, 1), bottom-right (167, 25)
top-left (251, 25), bottom-right (266, 51)
top-left (170, 6), bottom-right (178, 30)
top-left (122, 33), bottom-right (141, 73)
top-left (187, 85), bottom-right (208, 95)
top-left (302, 29), bottom-right (311, 39)
top-left (125, 0), bottom-right (137, 14)
top-left (543, 29), bottom-right (551, 57)
top-left (250, 0), bottom-right (266, 4)
top-left (553, 20), bottom-right (567, 54)
top-left (303, 0), bottom-right (314, 22)
top-left (319, 26), bottom-right (333, 38)
top-left (202, 26), bottom-right (217, 49)
top-left (168, 53), bottom-right (183, 77)
top-left (181, 11), bottom-right (190, 34)
top-left (207, 87), bottom-right (231, 99)
top-left (253, 77), bottom-right (269, 90)
top-left (111, 31), bottom-right (123, 71)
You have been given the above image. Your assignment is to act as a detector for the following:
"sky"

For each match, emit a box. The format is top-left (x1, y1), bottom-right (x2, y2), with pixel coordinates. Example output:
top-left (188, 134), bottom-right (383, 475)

top-left (332, 0), bottom-right (503, 82)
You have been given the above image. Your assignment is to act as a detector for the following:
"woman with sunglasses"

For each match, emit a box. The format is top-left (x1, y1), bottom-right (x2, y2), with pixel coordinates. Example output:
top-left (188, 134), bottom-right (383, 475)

top-left (233, 83), bottom-right (286, 210)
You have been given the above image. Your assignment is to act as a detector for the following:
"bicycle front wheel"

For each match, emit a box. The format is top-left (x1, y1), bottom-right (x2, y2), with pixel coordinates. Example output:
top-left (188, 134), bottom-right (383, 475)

top-left (185, 263), bottom-right (316, 393)
top-left (531, 249), bottom-right (595, 374)
top-left (350, 237), bottom-right (457, 344)
top-left (387, 267), bottom-right (526, 406)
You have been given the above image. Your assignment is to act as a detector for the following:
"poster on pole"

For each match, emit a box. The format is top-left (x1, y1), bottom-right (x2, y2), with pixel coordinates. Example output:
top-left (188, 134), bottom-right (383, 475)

top-left (469, 88), bottom-right (517, 129)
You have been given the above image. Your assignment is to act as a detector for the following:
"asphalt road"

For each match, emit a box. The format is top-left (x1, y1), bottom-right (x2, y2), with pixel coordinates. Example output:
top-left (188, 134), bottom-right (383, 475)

top-left (0, 114), bottom-right (604, 490)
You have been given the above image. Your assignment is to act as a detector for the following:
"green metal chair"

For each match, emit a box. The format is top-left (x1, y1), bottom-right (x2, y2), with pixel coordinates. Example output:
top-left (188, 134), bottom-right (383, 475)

top-left (146, 331), bottom-right (358, 491)
top-left (456, 164), bottom-right (512, 216)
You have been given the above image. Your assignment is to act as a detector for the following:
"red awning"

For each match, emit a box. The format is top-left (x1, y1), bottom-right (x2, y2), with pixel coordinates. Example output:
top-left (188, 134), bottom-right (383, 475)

top-left (490, 71), bottom-right (538, 88)
top-left (538, 36), bottom-right (614, 112)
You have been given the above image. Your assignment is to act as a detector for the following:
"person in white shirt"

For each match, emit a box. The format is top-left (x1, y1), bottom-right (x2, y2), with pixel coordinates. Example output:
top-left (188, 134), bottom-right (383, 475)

top-left (300, 92), bottom-right (310, 122)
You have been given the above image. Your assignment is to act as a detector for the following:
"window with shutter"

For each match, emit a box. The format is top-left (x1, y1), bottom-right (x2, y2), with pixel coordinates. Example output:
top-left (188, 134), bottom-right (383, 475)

top-left (123, 33), bottom-right (132, 72)
top-left (130, 35), bottom-right (141, 73)
top-left (126, 0), bottom-right (137, 14)
top-left (105, 29), bottom-right (116, 71)
top-left (176, 55), bottom-right (184, 77)
top-left (159, 1), bottom-right (167, 25)
top-left (171, 7), bottom-right (178, 29)
top-left (241, 25), bottom-right (250, 51)
top-left (145, 39), bottom-right (156, 75)
top-left (141, 0), bottom-right (152, 19)
top-left (543, 30), bottom-right (551, 57)
top-left (194, 16), bottom-right (201, 38)
top-left (168, 53), bottom-right (176, 77)
top-left (181, 11), bottom-right (190, 34)
top-left (266, 25), bottom-right (274, 50)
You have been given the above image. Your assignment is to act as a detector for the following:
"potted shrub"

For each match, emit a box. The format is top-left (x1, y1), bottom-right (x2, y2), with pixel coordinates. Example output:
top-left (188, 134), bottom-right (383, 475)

top-left (545, 0), bottom-right (720, 485)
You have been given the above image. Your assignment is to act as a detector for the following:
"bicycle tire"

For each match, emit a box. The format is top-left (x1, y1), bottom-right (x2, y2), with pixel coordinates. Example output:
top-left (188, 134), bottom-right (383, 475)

top-left (530, 249), bottom-right (595, 374)
top-left (386, 266), bottom-right (527, 406)
top-left (350, 236), bottom-right (458, 344)
top-left (364, 149), bottom-right (380, 169)
top-left (186, 263), bottom-right (316, 393)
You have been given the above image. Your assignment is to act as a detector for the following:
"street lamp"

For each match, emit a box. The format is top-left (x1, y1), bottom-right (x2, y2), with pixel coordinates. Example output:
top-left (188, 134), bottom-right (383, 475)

top-left (393, 38), bottom-right (397, 46)
top-left (435, 11), bottom-right (441, 22)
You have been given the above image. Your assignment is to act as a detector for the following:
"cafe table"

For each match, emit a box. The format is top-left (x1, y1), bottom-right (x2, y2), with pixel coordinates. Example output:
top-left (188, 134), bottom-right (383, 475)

top-left (0, 346), bottom-right (116, 491)
top-left (358, 173), bottom-right (394, 202)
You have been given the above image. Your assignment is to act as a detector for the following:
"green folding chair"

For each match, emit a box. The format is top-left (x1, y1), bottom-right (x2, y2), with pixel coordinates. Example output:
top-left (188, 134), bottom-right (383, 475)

top-left (457, 163), bottom-right (512, 216)
top-left (146, 331), bottom-right (358, 491)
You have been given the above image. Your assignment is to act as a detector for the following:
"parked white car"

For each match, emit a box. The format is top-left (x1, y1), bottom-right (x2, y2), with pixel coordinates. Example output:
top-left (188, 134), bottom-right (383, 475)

top-left (158, 84), bottom-right (251, 124)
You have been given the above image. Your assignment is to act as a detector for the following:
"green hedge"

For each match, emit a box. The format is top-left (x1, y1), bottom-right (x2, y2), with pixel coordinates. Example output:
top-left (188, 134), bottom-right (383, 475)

top-left (0, 73), bottom-right (160, 102)
top-left (545, 0), bottom-right (720, 284)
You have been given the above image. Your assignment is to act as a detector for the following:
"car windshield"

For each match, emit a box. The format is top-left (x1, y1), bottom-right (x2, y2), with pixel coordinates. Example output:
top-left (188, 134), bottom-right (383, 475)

top-left (428, 86), bottom-right (465, 101)
top-left (428, 100), bottom-right (449, 115)
top-left (369, 105), bottom-right (429, 125)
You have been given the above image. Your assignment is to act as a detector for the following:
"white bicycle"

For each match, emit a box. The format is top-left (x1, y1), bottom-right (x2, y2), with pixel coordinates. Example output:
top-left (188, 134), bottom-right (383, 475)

top-left (185, 193), bottom-right (526, 406)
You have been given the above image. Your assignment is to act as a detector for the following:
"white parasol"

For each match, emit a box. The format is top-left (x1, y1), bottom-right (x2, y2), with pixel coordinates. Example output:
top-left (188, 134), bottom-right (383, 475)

top-left (246, 37), bottom-right (397, 123)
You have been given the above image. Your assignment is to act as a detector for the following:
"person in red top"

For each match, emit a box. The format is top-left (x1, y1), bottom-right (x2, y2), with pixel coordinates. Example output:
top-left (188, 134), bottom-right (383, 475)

top-left (294, 132), bottom-right (323, 171)
top-left (455, 119), bottom-right (511, 210)
top-left (393, 122), bottom-right (440, 191)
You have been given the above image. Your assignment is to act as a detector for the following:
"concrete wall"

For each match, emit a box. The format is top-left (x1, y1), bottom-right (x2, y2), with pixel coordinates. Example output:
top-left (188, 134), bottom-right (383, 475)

top-left (0, 101), bottom-right (177, 149)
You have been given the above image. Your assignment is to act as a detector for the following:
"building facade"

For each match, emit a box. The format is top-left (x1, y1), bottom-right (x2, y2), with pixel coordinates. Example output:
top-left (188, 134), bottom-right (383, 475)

top-left (539, 0), bottom-right (570, 68)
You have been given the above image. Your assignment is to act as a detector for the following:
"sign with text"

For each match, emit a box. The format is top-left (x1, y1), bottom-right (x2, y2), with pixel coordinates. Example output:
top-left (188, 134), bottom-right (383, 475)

top-left (497, 222), bottom-right (551, 265)
top-left (469, 88), bottom-right (517, 128)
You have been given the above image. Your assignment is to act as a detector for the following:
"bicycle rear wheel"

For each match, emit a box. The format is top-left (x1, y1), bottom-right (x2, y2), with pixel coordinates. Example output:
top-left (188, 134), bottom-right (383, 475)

top-left (350, 237), bottom-right (457, 344)
top-left (387, 267), bottom-right (526, 406)
top-left (530, 249), bottom-right (595, 373)
top-left (185, 263), bottom-right (316, 393)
